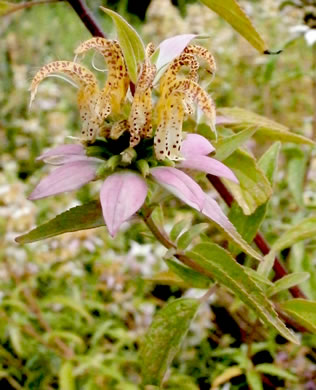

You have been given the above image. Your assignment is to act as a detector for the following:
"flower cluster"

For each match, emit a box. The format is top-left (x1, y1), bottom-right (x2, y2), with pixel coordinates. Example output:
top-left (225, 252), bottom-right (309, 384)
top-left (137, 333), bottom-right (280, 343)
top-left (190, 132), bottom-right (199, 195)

top-left (28, 34), bottom-right (256, 258)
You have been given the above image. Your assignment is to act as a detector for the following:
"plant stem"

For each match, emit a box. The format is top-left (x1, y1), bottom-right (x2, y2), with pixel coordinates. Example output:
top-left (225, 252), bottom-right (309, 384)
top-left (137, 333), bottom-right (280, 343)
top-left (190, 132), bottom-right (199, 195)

top-left (207, 174), bottom-right (306, 299)
top-left (67, 0), bottom-right (105, 37)
top-left (3, 0), bottom-right (63, 16)
top-left (142, 206), bottom-right (216, 280)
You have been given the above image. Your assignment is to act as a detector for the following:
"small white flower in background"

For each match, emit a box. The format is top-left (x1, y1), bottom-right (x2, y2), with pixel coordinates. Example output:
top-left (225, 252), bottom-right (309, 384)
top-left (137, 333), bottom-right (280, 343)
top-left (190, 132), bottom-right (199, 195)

top-left (290, 25), bottom-right (316, 46)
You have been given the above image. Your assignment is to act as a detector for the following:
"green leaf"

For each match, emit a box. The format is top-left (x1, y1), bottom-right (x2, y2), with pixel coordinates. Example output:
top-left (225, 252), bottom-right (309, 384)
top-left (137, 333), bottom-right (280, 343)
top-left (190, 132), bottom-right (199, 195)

top-left (267, 273), bottom-right (310, 297)
top-left (100, 7), bottom-right (145, 83)
top-left (199, 0), bottom-right (269, 53)
top-left (218, 107), bottom-right (315, 146)
top-left (140, 298), bottom-right (200, 386)
top-left (212, 366), bottom-right (243, 388)
top-left (170, 219), bottom-right (188, 242)
top-left (272, 216), bottom-right (316, 252)
top-left (214, 127), bottom-right (257, 161)
top-left (245, 268), bottom-right (273, 288)
top-left (16, 201), bottom-right (104, 244)
top-left (187, 243), bottom-right (298, 343)
top-left (177, 223), bottom-right (209, 250)
top-left (42, 296), bottom-right (93, 324)
top-left (286, 147), bottom-right (307, 206)
top-left (228, 202), bottom-right (266, 247)
top-left (246, 370), bottom-right (263, 390)
top-left (289, 242), bottom-right (316, 300)
top-left (151, 204), bottom-right (164, 227)
top-left (165, 258), bottom-right (211, 289)
top-left (258, 142), bottom-right (281, 185)
top-left (257, 251), bottom-right (276, 278)
top-left (223, 149), bottom-right (272, 215)
top-left (255, 363), bottom-right (298, 382)
top-left (148, 270), bottom-right (191, 288)
top-left (228, 143), bottom-right (280, 254)
top-left (59, 362), bottom-right (76, 390)
top-left (280, 299), bottom-right (316, 334)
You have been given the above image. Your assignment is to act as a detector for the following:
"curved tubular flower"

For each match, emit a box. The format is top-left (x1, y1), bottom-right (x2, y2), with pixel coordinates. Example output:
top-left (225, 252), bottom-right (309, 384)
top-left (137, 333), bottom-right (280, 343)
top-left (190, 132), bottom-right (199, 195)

top-left (30, 38), bottom-right (130, 143)
top-left (74, 38), bottom-right (129, 116)
top-left (154, 45), bottom-right (216, 161)
top-left (128, 60), bottom-right (156, 147)
top-left (30, 61), bottom-right (101, 143)
top-left (154, 78), bottom-right (216, 160)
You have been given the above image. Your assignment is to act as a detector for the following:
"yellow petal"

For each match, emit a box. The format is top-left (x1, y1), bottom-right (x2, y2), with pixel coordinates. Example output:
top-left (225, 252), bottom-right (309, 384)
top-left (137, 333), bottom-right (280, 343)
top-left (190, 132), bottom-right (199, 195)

top-left (30, 60), bottom-right (98, 106)
top-left (183, 45), bottom-right (216, 76)
top-left (154, 94), bottom-right (184, 160)
top-left (110, 119), bottom-right (129, 140)
top-left (145, 42), bottom-right (155, 57)
top-left (169, 79), bottom-right (216, 132)
top-left (128, 62), bottom-right (156, 147)
top-left (75, 38), bottom-right (129, 114)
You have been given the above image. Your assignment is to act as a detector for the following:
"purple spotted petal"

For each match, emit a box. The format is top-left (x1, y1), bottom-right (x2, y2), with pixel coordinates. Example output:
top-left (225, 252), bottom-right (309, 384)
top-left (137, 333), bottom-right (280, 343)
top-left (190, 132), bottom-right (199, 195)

top-left (178, 156), bottom-right (238, 183)
top-left (155, 34), bottom-right (197, 70)
top-left (100, 172), bottom-right (148, 237)
top-left (29, 160), bottom-right (98, 200)
top-left (181, 133), bottom-right (215, 158)
top-left (151, 167), bottom-right (205, 211)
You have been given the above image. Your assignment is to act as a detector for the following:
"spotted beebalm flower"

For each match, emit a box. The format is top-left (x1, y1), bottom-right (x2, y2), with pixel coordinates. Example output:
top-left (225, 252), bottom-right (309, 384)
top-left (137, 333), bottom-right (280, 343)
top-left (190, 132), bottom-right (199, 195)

top-left (28, 34), bottom-right (260, 259)
top-left (30, 35), bottom-right (216, 158)
top-left (30, 38), bottom-right (130, 143)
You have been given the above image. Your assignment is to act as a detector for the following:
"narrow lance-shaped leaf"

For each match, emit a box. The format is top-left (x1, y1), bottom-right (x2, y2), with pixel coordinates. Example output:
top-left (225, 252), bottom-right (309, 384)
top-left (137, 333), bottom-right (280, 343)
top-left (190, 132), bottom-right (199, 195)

top-left (255, 364), bottom-right (298, 382)
top-left (16, 201), bottom-right (104, 244)
top-left (223, 149), bottom-right (272, 215)
top-left (272, 216), bottom-right (316, 252)
top-left (140, 298), bottom-right (200, 386)
top-left (199, 0), bottom-right (270, 53)
top-left (218, 107), bottom-right (315, 146)
top-left (177, 223), bottom-right (209, 250)
top-left (267, 272), bottom-right (310, 297)
top-left (187, 243), bottom-right (298, 343)
top-left (212, 367), bottom-right (243, 389)
top-left (257, 251), bottom-right (276, 278)
top-left (170, 219), bottom-right (189, 242)
top-left (246, 370), bottom-right (264, 390)
top-left (214, 127), bottom-right (257, 161)
top-left (258, 142), bottom-right (281, 184)
top-left (280, 299), bottom-right (316, 334)
top-left (165, 258), bottom-right (211, 289)
top-left (59, 362), bottom-right (76, 390)
top-left (101, 7), bottom-right (145, 83)
top-left (286, 147), bottom-right (307, 207)
top-left (202, 195), bottom-right (262, 261)
top-left (228, 142), bottom-right (280, 254)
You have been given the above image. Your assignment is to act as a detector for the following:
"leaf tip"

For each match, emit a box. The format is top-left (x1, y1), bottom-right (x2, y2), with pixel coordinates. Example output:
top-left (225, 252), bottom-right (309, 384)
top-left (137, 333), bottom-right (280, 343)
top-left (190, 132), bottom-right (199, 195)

top-left (263, 49), bottom-right (282, 55)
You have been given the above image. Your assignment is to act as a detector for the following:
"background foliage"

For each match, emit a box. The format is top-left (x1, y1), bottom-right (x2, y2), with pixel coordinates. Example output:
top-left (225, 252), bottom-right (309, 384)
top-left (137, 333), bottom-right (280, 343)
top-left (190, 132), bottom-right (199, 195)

top-left (0, 0), bottom-right (316, 389)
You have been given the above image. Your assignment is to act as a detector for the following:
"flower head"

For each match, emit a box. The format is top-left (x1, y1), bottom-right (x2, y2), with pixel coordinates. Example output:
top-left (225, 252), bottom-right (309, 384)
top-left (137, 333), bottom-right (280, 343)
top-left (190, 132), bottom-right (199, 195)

top-left (27, 34), bottom-right (260, 259)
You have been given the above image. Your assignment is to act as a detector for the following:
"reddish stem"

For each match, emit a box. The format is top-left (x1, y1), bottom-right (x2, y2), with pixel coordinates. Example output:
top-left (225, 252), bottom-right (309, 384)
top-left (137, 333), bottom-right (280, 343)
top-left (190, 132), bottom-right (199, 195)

top-left (207, 174), bottom-right (306, 299)
top-left (67, 0), bottom-right (105, 37)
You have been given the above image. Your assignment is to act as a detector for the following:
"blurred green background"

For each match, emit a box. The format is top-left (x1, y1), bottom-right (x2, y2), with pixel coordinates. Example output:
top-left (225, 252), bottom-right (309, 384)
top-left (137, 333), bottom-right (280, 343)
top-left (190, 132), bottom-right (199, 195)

top-left (0, 0), bottom-right (315, 389)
